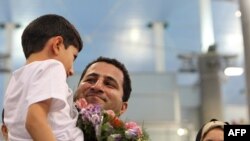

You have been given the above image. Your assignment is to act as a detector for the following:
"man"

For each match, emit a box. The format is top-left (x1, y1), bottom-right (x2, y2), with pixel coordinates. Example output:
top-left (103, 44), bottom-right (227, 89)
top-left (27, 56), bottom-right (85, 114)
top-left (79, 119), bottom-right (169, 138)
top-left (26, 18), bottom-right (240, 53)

top-left (74, 56), bottom-right (132, 116)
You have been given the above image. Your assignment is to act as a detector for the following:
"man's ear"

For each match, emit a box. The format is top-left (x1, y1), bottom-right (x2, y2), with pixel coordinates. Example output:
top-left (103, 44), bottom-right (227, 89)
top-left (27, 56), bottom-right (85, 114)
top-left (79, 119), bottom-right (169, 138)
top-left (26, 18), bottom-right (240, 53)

top-left (119, 102), bottom-right (128, 116)
top-left (52, 36), bottom-right (64, 55)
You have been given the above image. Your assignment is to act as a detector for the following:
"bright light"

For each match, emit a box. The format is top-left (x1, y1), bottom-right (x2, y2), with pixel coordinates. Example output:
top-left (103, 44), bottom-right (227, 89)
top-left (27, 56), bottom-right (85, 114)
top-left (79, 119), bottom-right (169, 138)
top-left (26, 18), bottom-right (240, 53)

top-left (224, 34), bottom-right (243, 54)
top-left (129, 28), bottom-right (140, 42)
top-left (235, 10), bottom-right (241, 17)
top-left (177, 128), bottom-right (188, 136)
top-left (112, 27), bottom-right (151, 61)
top-left (224, 67), bottom-right (244, 76)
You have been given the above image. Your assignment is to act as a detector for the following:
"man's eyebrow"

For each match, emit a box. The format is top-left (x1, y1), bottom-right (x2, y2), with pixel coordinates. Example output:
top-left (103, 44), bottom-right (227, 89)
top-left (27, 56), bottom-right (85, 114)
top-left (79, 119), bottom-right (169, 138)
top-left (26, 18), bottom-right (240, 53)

top-left (86, 73), bottom-right (99, 77)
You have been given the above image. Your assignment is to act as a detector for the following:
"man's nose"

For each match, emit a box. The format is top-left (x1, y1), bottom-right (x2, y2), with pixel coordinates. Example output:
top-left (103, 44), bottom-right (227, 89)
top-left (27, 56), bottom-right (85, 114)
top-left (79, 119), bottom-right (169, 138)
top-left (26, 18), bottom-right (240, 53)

top-left (90, 80), bottom-right (104, 92)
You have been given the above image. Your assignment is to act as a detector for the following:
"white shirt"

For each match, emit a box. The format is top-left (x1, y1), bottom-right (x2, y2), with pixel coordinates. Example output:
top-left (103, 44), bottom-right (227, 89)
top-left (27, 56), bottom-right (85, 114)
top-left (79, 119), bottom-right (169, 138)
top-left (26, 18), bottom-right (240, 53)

top-left (4, 59), bottom-right (83, 141)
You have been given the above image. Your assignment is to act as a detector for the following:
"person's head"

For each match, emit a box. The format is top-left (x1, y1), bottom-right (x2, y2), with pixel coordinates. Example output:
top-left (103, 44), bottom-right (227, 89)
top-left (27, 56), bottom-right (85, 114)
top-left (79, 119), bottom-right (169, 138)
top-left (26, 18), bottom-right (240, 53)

top-left (195, 119), bottom-right (229, 141)
top-left (1, 109), bottom-right (8, 141)
top-left (75, 56), bottom-right (132, 116)
top-left (22, 14), bottom-right (83, 76)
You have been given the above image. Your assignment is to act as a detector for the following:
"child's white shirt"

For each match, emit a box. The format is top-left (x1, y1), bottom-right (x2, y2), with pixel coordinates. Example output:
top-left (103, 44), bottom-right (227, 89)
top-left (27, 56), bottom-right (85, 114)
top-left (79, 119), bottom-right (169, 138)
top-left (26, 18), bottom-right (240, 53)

top-left (4, 59), bottom-right (83, 141)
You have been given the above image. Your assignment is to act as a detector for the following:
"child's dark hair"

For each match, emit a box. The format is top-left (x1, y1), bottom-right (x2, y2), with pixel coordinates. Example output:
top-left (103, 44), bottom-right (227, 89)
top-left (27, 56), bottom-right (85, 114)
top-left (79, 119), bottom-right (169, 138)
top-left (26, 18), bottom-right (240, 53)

top-left (22, 14), bottom-right (83, 59)
top-left (2, 109), bottom-right (4, 124)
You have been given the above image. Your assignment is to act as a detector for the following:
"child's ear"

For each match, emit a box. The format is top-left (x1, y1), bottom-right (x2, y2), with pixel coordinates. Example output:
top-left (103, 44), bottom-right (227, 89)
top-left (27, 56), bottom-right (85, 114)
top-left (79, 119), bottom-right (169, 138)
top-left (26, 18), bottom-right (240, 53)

top-left (52, 36), bottom-right (64, 55)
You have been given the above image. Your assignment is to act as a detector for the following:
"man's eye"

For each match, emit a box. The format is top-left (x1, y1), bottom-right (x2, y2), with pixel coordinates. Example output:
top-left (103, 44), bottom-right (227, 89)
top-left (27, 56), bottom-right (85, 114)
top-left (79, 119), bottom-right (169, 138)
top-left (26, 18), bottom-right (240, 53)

top-left (105, 81), bottom-right (115, 88)
top-left (85, 78), bottom-right (95, 83)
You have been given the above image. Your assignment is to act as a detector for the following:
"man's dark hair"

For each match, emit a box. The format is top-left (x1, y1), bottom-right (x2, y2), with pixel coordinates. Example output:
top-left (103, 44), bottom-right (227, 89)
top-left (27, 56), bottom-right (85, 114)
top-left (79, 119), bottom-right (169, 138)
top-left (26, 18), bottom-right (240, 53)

top-left (22, 14), bottom-right (83, 58)
top-left (78, 56), bottom-right (132, 102)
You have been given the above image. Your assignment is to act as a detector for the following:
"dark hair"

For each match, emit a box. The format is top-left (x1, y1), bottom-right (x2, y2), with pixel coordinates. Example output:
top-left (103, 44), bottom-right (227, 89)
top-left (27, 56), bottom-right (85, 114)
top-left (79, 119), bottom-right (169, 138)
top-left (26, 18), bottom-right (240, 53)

top-left (21, 14), bottom-right (83, 58)
top-left (195, 119), bottom-right (229, 141)
top-left (78, 56), bottom-right (132, 102)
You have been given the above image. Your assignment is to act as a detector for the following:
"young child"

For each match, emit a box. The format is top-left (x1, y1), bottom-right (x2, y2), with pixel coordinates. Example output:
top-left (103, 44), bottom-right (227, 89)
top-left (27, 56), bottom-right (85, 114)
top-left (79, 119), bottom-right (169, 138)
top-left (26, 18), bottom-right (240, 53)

top-left (4, 14), bottom-right (84, 141)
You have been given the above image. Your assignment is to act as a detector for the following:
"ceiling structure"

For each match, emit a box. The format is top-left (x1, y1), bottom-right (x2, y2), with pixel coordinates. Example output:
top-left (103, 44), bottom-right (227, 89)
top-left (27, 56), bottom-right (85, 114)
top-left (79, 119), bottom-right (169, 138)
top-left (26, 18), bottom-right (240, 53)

top-left (0, 0), bottom-right (246, 108)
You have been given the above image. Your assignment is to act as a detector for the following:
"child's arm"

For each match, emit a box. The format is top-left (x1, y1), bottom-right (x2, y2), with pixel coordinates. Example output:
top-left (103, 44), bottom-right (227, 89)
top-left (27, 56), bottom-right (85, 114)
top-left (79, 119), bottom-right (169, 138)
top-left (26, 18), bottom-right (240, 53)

top-left (26, 99), bottom-right (56, 141)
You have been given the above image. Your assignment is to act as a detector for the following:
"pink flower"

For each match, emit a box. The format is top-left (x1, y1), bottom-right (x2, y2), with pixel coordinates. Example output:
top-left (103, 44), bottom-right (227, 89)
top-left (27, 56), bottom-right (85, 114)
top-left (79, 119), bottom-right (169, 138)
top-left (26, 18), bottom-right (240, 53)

top-left (75, 98), bottom-right (88, 109)
top-left (125, 122), bottom-right (143, 137)
top-left (105, 110), bottom-right (116, 119)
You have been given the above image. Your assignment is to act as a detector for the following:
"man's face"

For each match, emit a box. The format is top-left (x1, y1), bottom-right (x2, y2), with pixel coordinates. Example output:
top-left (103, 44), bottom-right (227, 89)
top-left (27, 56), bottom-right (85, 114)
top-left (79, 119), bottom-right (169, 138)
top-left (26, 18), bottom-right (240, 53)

top-left (75, 62), bottom-right (127, 115)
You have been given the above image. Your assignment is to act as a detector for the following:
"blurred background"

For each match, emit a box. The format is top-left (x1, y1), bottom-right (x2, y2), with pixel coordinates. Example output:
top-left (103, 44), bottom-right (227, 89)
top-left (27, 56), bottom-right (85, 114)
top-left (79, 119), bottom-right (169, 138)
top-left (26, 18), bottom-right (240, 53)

top-left (0, 0), bottom-right (249, 140)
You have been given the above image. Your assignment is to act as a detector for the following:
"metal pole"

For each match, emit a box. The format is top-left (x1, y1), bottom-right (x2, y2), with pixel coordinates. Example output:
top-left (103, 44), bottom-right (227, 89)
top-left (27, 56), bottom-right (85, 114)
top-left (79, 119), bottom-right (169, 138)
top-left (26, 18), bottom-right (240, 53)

top-left (239, 0), bottom-right (250, 121)
top-left (174, 90), bottom-right (181, 125)
top-left (200, 0), bottom-right (215, 52)
top-left (148, 21), bottom-right (167, 73)
top-left (198, 52), bottom-right (224, 123)
top-left (2, 23), bottom-right (18, 92)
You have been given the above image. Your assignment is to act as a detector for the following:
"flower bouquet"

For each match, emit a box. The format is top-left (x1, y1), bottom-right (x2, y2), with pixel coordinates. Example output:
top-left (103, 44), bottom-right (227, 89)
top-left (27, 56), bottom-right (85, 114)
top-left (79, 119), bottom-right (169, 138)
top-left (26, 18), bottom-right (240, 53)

top-left (75, 98), bottom-right (149, 141)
